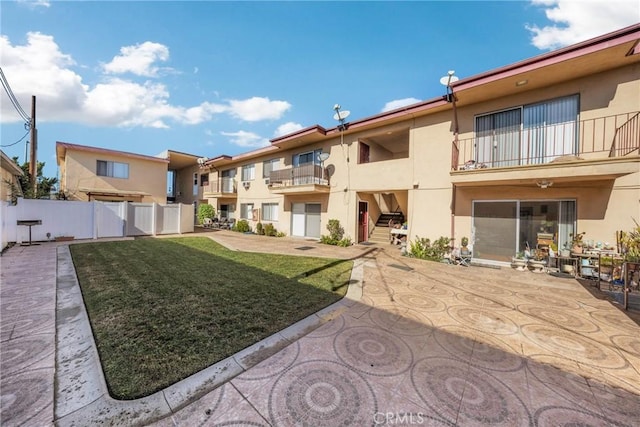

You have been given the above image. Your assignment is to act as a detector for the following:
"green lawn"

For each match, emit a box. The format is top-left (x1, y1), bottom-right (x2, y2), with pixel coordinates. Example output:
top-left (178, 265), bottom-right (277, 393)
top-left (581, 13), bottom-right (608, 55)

top-left (70, 237), bottom-right (353, 399)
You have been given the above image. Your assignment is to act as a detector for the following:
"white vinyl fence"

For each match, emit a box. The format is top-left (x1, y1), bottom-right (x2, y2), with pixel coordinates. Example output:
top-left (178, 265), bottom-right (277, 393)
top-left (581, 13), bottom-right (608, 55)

top-left (1, 198), bottom-right (194, 250)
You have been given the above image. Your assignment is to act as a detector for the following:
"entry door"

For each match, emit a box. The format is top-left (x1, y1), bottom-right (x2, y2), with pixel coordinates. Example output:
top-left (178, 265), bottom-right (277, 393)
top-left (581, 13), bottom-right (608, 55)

top-left (358, 201), bottom-right (368, 242)
top-left (292, 203), bottom-right (305, 237)
top-left (305, 204), bottom-right (321, 238)
top-left (291, 203), bottom-right (321, 238)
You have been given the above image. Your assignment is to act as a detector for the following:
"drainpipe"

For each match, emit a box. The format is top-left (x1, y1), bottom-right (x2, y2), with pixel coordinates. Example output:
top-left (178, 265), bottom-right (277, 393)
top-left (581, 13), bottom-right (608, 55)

top-left (450, 84), bottom-right (459, 247)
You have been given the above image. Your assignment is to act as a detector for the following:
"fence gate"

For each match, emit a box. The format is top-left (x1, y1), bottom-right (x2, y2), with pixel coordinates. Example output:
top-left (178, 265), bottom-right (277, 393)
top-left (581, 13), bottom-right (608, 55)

top-left (96, 202), bottom-right (125, 238)
top-left (126, 203), bottom-right (154, 236)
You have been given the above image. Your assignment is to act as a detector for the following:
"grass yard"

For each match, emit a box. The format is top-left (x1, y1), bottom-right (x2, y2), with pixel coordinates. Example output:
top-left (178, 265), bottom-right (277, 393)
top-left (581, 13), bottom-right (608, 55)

top-left (70, 237), bottom-right (353, 399)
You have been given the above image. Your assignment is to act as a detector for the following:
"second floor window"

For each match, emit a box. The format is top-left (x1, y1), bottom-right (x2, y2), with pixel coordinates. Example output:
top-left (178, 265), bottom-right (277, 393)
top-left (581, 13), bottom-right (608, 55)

top-left (200, 173), bottom-right (209, 186)
top-left (97, 160), bottom-right (129, 179)
top-left (263, 159), bottom-right (279, 178)
top-left (292, 149), bottom-right (322, 167)
top-left (242, 164), bottom-right (255, 181)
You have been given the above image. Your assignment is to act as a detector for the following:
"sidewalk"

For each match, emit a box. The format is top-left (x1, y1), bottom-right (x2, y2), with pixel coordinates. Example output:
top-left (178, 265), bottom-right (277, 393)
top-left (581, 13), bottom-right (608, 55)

top-left (2, 233), bottom-right (640, 426)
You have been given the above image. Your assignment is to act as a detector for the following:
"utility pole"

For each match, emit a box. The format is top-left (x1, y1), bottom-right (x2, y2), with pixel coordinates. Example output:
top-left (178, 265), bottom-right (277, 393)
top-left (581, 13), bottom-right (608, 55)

top-left (29, 95), bottom-right (37, 195)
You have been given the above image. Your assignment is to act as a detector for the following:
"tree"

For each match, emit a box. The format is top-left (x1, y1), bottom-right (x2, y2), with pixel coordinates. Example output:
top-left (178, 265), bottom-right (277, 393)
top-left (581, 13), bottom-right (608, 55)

top-left (11, 157), bottom-right (58, 200)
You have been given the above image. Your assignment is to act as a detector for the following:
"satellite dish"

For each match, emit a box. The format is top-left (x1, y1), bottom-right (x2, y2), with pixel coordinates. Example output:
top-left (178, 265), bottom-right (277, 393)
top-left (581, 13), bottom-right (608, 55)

top-left (333, 110), bottom-right (350, 121)
top-left (440, 74), bottom-right (459, 86)
top-left (318, 152), bottom-right (330, 162)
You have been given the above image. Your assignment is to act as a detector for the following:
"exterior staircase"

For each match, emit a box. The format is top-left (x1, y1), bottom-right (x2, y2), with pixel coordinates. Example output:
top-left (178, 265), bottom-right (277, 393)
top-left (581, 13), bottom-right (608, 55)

top-left (365, 212), bottom-right (405, 245)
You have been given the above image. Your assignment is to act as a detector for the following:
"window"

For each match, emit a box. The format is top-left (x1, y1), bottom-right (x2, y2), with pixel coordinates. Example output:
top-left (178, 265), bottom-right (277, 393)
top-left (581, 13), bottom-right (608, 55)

top-left (263, 159), bottom-right (279, 178)
top-left (293, 149), bottom-right (322, 167)
top-left (193, 173), bottom-right (198, 196)
top-left (200, 173), bottom-right (209, 186)
top-left (240, 203), bottom-right (254, 219)
top-left (475, 94), bottom-right (579, 167)
top-left (97, 160), bottom-right (129, 179)
top-left (241, 164), bottom-right (255, 181)
top-left (262, 203), bottom-right (279, 221)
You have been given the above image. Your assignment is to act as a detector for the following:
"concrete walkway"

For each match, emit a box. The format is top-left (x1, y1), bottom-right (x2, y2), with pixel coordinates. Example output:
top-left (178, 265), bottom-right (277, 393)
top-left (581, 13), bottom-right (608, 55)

top-left (2, 232), bottom-right (640, 426)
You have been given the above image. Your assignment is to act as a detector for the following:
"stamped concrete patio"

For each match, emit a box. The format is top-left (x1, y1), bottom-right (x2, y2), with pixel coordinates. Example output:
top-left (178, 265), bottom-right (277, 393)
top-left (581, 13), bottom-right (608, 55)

top-left (1, 231), bottom-right (640, 426)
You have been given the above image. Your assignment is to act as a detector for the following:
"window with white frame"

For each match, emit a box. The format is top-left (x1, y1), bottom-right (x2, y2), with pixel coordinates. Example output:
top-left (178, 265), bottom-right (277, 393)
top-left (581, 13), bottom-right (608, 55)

top-left (263, 159), bottom-right (279, 178)
top-left (97, 160), bottom-right (129, 179)
top-left (240, 203), bottom-right (254, 219)
top-left (241, 164), bottom-right (255, 181)
top-left (261, 203), bottom-right (279, 221)
top-left (193, 173), bottom-right (198, 196)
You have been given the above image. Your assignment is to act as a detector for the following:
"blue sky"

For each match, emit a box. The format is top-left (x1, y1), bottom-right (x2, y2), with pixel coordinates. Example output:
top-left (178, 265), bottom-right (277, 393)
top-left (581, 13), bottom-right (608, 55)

top-left (1, 0), bottom-right (638, 180)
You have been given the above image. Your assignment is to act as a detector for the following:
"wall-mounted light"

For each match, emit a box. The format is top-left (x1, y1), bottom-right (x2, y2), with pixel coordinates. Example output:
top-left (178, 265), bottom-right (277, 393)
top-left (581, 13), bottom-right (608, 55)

top-left (242, 181), bottom-right (250, 190)
top-left (536, 180), bottom-right (553, 189)
top-left (516, 79), bottom-right (528, 87)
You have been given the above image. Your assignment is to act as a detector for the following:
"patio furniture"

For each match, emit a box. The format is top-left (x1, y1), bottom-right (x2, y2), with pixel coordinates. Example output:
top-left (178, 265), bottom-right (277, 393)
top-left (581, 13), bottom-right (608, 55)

top-left (17, 219), bottom-right (42, 246)
top-left (203, 218), bottom-right (214, 228)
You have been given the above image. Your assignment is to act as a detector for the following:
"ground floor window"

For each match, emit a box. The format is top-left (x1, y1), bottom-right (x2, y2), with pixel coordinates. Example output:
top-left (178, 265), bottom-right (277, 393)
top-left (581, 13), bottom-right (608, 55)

top-left (472, 199), bottom-right (576, 262)
top-left (219, 204), bottom-right (235, 219)
top-left (262, 203), bottom-right (279, 221)
top-left (240, 203), bottom-right (254, 220)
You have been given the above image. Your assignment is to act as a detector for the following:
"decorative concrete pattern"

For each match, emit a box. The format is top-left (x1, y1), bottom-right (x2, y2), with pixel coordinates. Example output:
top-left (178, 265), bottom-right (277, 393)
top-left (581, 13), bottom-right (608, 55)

top-left (1, 243), bottom-right (57, 427)
top-left (2, 231), bottom-right (640, 426)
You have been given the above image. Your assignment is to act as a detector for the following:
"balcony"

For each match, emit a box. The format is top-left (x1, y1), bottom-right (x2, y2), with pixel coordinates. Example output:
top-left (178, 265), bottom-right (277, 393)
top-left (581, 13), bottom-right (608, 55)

top-left (203, 178), bottom-right (237, 197)
top-left (451, 112), bottom-right (639, 171)
top-left (268, 164), bottom-right (330, 195)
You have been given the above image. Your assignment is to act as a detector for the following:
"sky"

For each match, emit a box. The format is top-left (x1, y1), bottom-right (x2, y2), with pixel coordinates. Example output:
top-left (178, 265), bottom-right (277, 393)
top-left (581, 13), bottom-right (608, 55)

top-left (1, 0), bottom-right (639, 181)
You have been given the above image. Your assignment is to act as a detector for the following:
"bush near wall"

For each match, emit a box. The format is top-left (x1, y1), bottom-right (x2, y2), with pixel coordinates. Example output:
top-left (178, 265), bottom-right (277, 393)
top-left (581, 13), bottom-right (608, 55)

top-left (197, 204), bottom-right (215, 225)
top-left (407, 236), bottom-right (451, 261)
top-left (320, 219), bottom-right (352, 247)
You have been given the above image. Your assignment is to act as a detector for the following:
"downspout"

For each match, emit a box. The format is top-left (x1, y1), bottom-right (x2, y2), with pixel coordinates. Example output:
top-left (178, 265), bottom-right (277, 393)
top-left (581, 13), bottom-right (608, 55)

top-left (450, 84), bottom-right (460, 247)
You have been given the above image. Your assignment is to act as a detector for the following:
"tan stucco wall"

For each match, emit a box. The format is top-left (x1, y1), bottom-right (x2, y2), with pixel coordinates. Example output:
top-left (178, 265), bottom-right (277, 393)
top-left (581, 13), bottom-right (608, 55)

top-left (61, 149), bottom-right (167, 203)
top-left (199, 62), bottom-right (639, 248)
top-left (1, 167), bottom-right (18, 201)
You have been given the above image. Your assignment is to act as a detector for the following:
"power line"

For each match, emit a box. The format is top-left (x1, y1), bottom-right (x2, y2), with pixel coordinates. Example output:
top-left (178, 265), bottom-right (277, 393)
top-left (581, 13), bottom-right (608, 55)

top-left (0, 129), bottom-right (29, 148)
top-left (0, 67), bottom-right (31, 123)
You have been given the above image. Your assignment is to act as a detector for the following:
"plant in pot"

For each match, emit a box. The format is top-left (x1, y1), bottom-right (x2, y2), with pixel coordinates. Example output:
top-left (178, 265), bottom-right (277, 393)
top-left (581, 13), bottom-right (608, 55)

top-left (511, 252), bottom-right (527, 271)
top-left (570, 232), bottom-right (586, 255)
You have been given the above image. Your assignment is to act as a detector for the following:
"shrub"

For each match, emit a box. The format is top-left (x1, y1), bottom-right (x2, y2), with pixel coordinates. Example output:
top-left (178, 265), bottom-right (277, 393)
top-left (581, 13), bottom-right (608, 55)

top-left (276, 231), bottom-right (286, 237)
top-left (256, 222), bottom-right (264, 235)
top-left (264, 223), bottom-right (276, 237)
top-left (197, 204), bottom-right (216, 225)
top-left (320, 235), bottom-right (337, 245)
top-left (337, 237), bottom-right (352, 247)
top-left (233, 219), bottom-right (251, 233)
top-left (407, 236), bottom-right (451, 261)
top-left (326, 219), bottom-right (344, 241)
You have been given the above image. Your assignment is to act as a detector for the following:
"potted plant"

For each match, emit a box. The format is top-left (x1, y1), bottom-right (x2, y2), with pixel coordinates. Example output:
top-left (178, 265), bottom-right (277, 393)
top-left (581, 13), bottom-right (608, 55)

top-left (511, 252), bottom-right (527, 271)
top-left (570, 232), bottom-right (586, 255)
top-left (527, 249), bottom-right (546, 273)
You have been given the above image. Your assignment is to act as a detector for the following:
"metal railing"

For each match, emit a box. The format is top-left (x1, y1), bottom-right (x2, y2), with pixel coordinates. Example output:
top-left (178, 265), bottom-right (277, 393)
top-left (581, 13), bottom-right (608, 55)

top-left (204, 178), bottom-right (236, 194)
top-left (269, 164), bottom-right (328, 188)
top-left (452, 112), bottom-right (639, 170)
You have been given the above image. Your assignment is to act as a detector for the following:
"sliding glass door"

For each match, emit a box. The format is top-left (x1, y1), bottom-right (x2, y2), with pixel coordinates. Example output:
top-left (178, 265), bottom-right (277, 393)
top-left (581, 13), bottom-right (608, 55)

top-left (473, 200), bottom-right (576, 262)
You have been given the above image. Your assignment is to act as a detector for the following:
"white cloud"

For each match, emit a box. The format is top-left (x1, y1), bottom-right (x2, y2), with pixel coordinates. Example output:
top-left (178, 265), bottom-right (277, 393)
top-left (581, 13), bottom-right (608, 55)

top-left (102, 41), bottom-right (170, 77)
top-left (0, 33), bottom-right (294, 129)
top-left (17, 0), bottom-right (50, 9)
top-left (527, 0), bottom-right (640, 50)
top-left (221, 130), bottom-right (269, 148)
top-left (274, 122), bottom-right (304, 137)
top-left (381, 98), bottom-right (422, 113)
top-left (228, 97), bottom-right (291, 122)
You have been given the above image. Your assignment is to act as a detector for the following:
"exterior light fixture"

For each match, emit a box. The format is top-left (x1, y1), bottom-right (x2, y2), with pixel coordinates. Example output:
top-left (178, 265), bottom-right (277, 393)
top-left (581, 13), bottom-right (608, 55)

top-left (516, 79), bottom-right (528, 87)
top-left (536, 180), bottom-right (553, 189)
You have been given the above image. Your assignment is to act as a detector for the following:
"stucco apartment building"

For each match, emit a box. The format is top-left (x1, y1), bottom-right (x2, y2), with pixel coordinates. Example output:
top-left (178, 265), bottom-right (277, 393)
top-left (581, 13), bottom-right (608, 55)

top-left (200, 24), bottom-right (640, 265)
top-left (0, 150), bottom-right (24, 202)
top-left (56, 142), bottom-right (203, 206)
